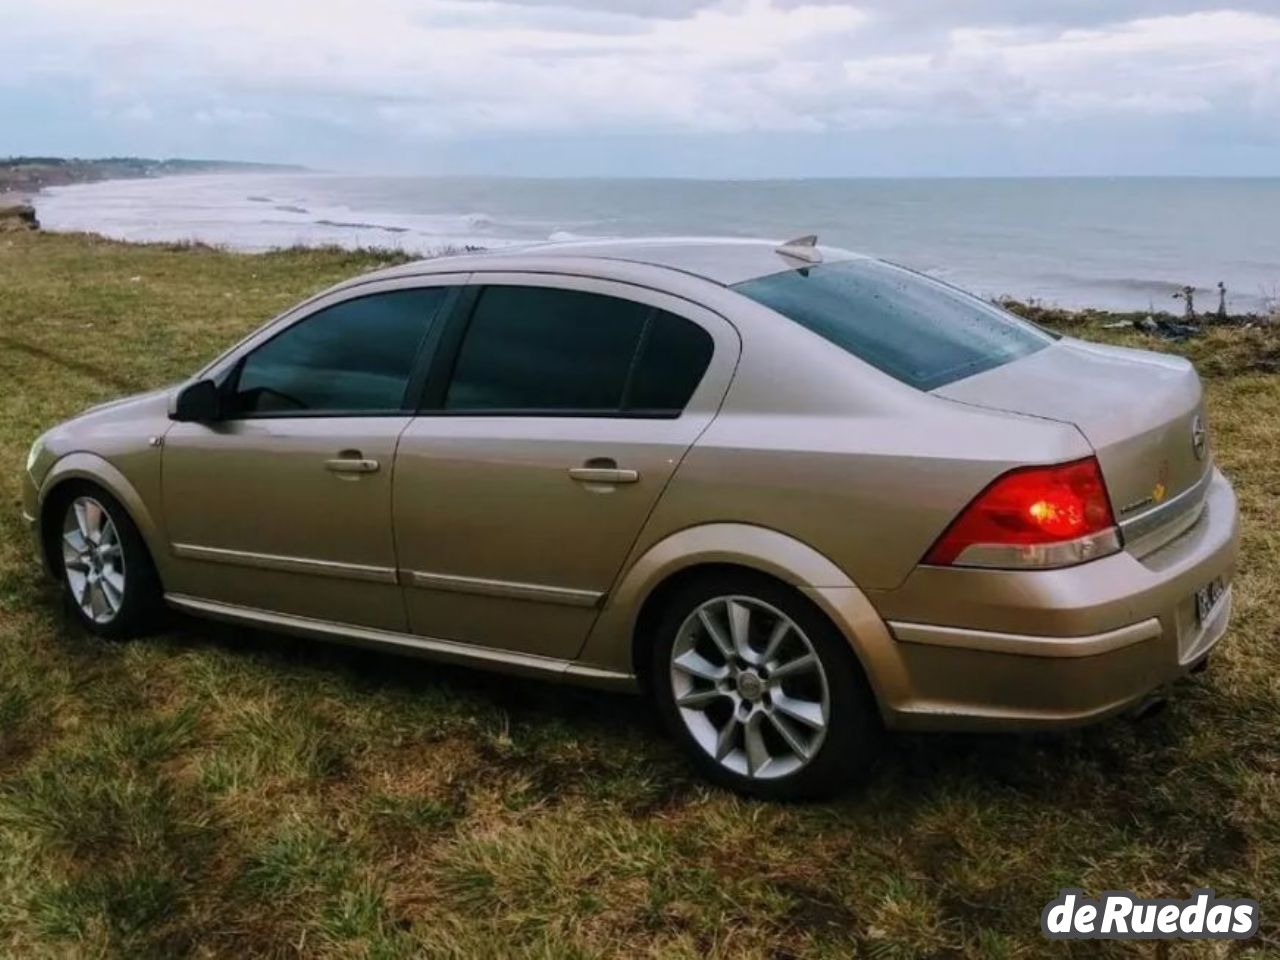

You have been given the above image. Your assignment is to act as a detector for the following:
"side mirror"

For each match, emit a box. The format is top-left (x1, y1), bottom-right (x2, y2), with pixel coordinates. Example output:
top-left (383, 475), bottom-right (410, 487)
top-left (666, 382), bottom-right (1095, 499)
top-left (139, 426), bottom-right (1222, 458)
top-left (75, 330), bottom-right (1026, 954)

top-left (170, 379), bottom-right (223, 422)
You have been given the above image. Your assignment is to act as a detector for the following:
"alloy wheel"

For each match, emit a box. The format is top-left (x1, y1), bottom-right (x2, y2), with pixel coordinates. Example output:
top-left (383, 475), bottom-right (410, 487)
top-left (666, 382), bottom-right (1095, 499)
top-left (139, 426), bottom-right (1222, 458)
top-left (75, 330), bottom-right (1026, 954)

top-left (669, 595), bottom-right (831, 780)
top-left (61, 496), bottom-right (127, 624)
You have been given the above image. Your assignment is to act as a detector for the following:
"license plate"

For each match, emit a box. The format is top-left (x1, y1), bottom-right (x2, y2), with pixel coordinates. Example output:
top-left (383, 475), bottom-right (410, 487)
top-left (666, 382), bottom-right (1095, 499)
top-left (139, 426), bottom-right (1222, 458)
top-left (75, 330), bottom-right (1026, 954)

top-left (1195, 578), bottom-right (1226, 626)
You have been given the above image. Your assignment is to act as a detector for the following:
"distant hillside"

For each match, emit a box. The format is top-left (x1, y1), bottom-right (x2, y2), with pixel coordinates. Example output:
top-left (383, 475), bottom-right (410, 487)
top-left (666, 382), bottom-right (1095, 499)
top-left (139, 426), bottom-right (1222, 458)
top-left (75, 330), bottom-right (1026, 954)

top-left (0, 157), bottom-right (306, 196)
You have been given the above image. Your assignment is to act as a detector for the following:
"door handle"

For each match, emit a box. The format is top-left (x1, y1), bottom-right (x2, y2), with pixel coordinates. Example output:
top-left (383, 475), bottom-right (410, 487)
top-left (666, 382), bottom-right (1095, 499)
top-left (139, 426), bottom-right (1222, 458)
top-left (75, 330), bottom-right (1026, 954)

top-left (569, 464), bottom-right (639, 484)
top-left (325, 457), bottom-right (380, 474)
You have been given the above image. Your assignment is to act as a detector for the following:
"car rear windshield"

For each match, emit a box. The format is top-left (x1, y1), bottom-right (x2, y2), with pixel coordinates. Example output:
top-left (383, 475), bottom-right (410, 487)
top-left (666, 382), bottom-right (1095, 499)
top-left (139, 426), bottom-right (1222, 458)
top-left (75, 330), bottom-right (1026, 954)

top-left (732, 259), bottom-right (1052, 391)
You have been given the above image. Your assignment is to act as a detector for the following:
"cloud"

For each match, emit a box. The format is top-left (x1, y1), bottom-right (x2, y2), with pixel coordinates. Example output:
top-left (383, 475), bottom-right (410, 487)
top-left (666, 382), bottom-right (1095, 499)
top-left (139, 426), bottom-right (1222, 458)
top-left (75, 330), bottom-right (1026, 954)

top-left (791, 0), bottom-right (1280, 32)
top-left (193, 106), bottom-right (271, 125)
top-left (0, 0), bottom-right (1277, 172)
top-left (832, 11), bottom-right (1280, 127)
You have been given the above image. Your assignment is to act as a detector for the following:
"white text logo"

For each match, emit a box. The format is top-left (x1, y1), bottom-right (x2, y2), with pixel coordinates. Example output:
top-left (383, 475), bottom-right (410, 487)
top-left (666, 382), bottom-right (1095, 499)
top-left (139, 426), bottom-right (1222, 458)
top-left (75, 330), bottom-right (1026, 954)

top-left (1041, 889), bottom-right (1258, 940)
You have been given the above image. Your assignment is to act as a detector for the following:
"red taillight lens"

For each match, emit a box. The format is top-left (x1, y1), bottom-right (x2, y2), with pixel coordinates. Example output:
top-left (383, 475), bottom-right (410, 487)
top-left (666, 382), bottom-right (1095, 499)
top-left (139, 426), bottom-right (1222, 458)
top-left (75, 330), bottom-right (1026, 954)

top-left (925, 457), bottom-right (1120, 569)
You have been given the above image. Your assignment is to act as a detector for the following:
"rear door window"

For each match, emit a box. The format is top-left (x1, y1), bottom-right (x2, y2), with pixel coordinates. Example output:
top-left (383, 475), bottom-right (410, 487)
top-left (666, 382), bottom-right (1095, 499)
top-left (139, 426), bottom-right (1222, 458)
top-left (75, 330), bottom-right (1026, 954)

top-left (444, 286), bottom-right (713, 415)
top-left (446, 286), bottom-right (646, 412)
top-left (733, 260), bottom-right (1052, 390)
top-left (624, 311), bottom-right (714, 415)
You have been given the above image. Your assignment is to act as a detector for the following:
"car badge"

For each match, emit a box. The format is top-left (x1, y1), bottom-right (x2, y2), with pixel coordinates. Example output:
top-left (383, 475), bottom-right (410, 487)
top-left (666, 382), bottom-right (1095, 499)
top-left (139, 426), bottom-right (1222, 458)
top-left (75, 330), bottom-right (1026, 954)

top-left (1152, 460), bottom-right (1170, 504)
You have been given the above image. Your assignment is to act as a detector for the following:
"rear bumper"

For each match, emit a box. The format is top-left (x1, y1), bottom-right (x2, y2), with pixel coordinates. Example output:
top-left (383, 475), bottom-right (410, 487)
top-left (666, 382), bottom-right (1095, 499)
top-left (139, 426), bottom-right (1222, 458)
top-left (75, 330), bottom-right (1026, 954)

top-left (864, 468), bottom-right (1239, 732)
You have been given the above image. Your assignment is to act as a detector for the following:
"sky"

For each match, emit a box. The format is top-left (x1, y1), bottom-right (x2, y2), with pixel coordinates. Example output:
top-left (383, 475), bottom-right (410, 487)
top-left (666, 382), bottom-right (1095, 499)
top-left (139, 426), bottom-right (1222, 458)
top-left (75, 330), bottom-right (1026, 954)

top-left (1, 0), bottom-right (1279, 177)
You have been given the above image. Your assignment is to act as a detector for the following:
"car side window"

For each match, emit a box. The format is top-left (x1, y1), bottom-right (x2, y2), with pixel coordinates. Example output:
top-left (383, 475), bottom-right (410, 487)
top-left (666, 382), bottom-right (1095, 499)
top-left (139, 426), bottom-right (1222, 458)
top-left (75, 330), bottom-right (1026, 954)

top-left (444, 285), bottom-right (713, 416)
top-left (445, 286), bottom-right (647, 412)
top-left (229, 288), bottom-right (448, 416)
top-left (624, 311), bottom-right (714, 415)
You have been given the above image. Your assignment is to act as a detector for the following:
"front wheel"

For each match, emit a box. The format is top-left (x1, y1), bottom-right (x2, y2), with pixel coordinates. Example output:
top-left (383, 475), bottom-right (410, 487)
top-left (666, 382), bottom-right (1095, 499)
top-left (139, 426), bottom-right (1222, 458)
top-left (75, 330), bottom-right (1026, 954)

top-left (650, 573), bottom-right (881, 800)
top-left (55, 486), bottom-right (162, 640)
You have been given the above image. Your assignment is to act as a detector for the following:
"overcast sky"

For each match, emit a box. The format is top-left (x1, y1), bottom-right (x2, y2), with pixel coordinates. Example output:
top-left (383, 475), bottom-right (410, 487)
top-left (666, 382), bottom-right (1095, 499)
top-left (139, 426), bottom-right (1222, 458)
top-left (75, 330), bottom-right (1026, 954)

top-left (2, 0), bottom-right (1278, 176)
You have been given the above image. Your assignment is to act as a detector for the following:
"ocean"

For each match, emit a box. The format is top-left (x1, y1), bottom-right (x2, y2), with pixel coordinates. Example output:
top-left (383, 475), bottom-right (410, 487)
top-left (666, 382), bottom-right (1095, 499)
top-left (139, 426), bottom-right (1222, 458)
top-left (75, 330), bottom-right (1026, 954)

top-left (34, 173), bottom-right (1280, 313)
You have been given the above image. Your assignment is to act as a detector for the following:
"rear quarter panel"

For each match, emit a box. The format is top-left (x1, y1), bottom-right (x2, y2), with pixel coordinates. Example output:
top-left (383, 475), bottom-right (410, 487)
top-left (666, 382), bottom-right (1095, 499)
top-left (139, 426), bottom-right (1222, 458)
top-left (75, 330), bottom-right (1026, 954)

top-left (626, 302), bottom-right (1095, 594)
top-left (936, 338), bottom-right (1207, 524)
top-left (577, 292), bottom-right (1092, 676)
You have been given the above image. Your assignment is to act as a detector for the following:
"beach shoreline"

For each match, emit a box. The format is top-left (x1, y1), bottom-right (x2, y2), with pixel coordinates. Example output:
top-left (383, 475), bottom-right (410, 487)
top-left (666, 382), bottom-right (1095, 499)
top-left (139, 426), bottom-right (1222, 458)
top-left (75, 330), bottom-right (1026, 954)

top-left (8, 222), bottom-right (1277, 329)
top-left (1, 158), bottom-right (307, 232)
top-left (1, 156), bottom-right (302, 194)
top-left (29, 172), bottom-right (1280, 315)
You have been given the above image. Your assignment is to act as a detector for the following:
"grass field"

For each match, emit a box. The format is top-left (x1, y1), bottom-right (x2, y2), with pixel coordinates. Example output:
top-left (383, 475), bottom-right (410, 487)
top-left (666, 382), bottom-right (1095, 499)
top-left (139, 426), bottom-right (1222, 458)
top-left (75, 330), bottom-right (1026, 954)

top-left (1, 230), bottom-right (1278, 959)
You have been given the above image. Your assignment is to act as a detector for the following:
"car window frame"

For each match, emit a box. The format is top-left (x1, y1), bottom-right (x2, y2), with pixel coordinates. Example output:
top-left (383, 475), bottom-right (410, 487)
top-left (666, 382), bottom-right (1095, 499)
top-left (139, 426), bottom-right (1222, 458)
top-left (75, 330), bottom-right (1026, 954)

top-left (215, 278), bottom-right (466, 421)
top-left (416, 274), bottom-right (725, 421)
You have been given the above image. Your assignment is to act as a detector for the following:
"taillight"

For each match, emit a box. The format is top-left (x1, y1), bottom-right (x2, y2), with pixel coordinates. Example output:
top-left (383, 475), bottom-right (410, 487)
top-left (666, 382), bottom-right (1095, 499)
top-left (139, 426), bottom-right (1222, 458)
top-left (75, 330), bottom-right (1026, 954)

top-left (925, 457), bottom-right (1122, 569)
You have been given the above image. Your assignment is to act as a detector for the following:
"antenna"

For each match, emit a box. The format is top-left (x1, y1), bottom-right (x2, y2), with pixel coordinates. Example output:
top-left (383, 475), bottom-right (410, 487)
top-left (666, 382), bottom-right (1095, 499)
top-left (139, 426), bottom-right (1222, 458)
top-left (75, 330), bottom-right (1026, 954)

top-left (776, 234), bottom-right (822, 264)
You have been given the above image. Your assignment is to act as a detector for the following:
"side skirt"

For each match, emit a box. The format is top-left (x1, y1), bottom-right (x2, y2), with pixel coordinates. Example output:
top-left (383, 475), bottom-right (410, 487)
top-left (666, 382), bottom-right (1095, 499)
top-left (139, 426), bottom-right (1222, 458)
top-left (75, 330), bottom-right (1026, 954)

top-left (165, 593), bottom-right (638, 693)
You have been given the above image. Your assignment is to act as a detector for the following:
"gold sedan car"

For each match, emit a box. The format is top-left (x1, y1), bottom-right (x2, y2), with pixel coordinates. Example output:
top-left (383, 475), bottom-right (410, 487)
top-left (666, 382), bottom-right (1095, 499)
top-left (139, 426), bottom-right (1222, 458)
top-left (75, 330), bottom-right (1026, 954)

top-left (22, 237), bottom-right (1239, 798)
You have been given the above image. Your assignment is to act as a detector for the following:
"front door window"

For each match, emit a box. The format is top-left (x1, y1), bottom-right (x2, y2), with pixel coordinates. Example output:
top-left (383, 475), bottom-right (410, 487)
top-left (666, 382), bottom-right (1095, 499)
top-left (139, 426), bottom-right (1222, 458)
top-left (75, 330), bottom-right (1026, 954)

top-left (231, 288), bottom-right (447, 416)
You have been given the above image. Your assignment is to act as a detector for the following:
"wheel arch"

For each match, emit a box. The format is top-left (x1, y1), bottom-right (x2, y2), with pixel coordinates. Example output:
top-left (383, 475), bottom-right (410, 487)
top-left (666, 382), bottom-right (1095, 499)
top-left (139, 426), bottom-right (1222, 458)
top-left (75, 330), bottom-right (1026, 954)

top-left (579, 523), bottom-right (909, 715)
top-left (38, 454), bottom-right (168, 583)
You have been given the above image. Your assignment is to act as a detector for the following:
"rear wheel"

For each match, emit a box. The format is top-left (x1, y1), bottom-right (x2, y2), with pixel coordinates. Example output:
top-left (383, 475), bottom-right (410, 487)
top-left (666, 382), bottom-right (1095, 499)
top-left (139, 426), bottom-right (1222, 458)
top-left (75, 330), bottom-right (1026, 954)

top-left (650, 572), bottom-right (881, 800)
top-left (53, 485), bottom-right (162, 639)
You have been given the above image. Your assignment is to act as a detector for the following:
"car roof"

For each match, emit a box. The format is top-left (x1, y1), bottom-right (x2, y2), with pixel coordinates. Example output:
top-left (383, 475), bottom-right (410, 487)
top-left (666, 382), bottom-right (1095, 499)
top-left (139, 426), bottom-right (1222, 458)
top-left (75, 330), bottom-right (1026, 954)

top-left (364, 236), bottom-right (869, 287)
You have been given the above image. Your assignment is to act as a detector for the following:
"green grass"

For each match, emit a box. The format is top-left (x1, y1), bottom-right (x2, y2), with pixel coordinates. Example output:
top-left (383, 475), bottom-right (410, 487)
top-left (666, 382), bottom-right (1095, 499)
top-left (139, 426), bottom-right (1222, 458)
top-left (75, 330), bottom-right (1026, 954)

top-left (2, 230), bottom-right (1279, 958)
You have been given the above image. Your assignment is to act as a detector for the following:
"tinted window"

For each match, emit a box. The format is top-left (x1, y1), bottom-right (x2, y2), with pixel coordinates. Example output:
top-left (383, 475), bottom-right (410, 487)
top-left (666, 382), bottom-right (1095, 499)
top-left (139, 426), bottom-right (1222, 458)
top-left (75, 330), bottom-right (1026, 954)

top-left (232, 289), bottom-right (445, 415)
top-left (624, 312), bottom-right (714, 413)
top-left (446, 286), bottom-right (650, 412)
top-left (733, 260), bottom-right (1051, 391)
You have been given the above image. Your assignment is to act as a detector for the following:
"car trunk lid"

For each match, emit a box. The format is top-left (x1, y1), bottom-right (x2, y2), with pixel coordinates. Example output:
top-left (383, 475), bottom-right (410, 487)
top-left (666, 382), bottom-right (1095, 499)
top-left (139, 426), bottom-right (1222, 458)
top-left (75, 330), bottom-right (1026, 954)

top-left (934, 338), bottom-right (1210, 557)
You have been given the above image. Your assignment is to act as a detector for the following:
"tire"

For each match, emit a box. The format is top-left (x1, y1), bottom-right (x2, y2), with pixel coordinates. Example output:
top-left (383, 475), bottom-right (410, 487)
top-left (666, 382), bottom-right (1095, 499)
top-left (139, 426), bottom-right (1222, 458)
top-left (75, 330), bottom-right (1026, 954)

top-left (49, 483), bottom-right (163, 640)
top-left (650, 572), bottom-right (881, 800)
